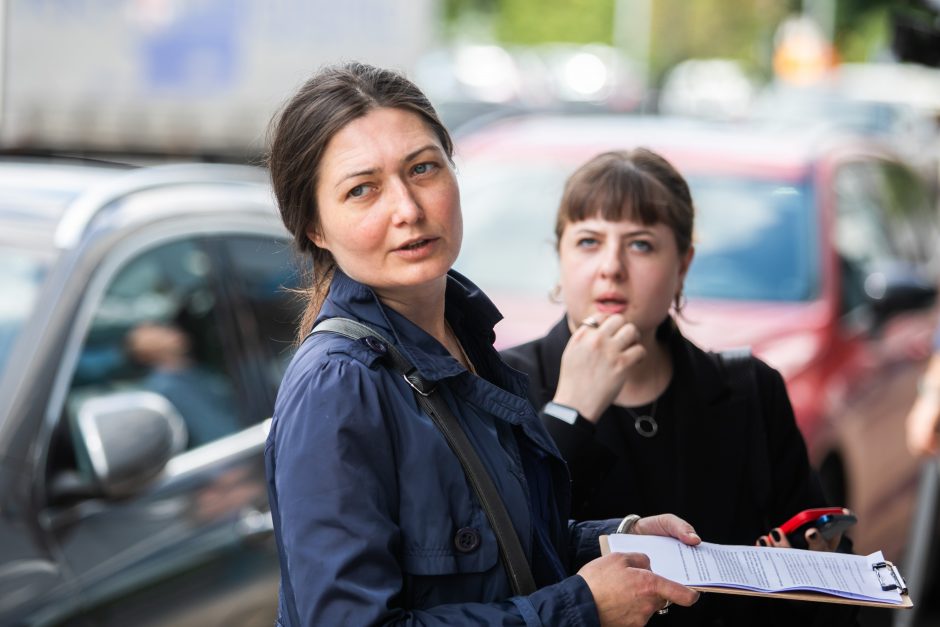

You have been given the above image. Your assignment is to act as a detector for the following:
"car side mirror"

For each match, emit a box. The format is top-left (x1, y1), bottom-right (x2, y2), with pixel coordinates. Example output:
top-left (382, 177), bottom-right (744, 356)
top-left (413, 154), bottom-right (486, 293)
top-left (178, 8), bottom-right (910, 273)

top-left (864, 265), bottom-right (938, 325)
top-left (67, 391), bottom-right (188, 499)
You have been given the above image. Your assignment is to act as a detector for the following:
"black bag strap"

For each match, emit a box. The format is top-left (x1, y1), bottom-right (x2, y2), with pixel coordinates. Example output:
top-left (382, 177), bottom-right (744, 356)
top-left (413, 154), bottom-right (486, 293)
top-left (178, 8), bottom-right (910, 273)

top-left (312, 317), bottom-right (537, 596)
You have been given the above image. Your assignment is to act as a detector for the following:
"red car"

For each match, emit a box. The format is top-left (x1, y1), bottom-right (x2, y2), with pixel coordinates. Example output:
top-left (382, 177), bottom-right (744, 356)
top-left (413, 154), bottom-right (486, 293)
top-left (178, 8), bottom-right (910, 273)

top-left (454, 114), bottom-right (940, 562)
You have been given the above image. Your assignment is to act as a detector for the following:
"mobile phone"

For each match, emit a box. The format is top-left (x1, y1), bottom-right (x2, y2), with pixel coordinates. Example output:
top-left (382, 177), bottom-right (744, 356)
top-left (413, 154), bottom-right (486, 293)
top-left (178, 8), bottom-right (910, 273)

top-left (814, 513), bottom-right (857, 540)
top-left (778, 507), bottom-right (855, 549)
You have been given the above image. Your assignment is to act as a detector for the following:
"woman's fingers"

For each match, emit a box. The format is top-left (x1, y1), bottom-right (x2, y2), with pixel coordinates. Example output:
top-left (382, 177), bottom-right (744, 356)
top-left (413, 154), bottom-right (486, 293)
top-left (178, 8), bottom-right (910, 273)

top-left (804, 528), bottom-right (841, 552)
top-left (635, 514), bottom-right (701, 545)
top-left (756, 527), bottom-right (839, 551)
top-left (761, 527), bottom-right (791, 548)
top-left (619, 551), bottom-right (652, 570)
top-left (656, 575), bottom-right (701, 608)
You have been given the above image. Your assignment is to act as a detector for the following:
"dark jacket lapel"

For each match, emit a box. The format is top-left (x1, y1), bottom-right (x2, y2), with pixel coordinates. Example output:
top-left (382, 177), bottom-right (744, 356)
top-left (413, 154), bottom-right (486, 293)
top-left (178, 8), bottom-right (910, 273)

top-left (670, 328), bottom-right (753, 543)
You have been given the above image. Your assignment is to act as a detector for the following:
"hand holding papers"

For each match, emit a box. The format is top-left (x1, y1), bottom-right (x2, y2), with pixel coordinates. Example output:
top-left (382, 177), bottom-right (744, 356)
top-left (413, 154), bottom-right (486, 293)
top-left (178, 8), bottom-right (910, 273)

top-left (602, 534), bottom-right (912, 609)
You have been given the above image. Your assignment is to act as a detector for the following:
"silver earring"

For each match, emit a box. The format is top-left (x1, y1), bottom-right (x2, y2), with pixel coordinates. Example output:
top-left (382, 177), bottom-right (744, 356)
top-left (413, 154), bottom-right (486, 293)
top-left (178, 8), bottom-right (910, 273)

top-left (548, 284), bottom-right (563, 304)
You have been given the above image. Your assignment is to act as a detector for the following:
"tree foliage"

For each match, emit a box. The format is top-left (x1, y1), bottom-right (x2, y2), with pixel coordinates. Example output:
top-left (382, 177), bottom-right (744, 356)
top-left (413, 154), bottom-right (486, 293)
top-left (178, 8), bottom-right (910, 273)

top-left (443, 0), bottom-right (901, 78)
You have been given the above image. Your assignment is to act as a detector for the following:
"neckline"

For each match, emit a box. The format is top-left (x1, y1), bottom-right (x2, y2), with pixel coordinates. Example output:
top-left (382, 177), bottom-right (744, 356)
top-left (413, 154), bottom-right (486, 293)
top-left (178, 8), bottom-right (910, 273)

top-left (446, 319), bottom-right (477, 375)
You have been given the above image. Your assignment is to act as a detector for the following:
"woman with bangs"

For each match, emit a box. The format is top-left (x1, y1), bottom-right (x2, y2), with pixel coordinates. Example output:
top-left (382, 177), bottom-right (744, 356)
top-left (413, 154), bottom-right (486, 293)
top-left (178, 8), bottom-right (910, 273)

top-left (502, 149), bottom-right (857, 626)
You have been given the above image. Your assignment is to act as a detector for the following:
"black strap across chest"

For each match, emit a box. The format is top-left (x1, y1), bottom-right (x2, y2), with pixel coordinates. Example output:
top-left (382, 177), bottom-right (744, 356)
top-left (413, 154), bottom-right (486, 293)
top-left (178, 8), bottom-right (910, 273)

top-left (311, 317), bottom-right (537, 597)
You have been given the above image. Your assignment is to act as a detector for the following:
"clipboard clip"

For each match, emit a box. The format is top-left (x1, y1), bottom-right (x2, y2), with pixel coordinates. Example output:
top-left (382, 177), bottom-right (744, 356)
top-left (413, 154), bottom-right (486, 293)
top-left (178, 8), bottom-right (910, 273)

top-left (872, 561), bottom-right (908, 594)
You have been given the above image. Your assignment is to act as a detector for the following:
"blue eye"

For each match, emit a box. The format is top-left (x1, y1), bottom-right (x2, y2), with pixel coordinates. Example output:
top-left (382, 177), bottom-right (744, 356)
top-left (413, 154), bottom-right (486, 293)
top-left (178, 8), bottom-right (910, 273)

top-left (576, 237), bottom-right (600, 248)
top-left (630, 240), bottom-right (653, 252)
top-left (347, 184), bottom-right (368, 199)
top-left (412, 162), bottom-right (436, 175)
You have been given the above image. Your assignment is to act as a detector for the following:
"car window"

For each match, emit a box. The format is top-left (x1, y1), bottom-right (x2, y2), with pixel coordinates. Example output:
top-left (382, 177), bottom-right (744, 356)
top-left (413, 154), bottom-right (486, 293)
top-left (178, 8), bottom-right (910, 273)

top-left (65, 238), bottom-right (247, 451)
top-left (877, 161), bottom-right (939, 265)
top-left (684, 176), bottom-right (818, 302)
top-left (834, 162), bottom-right (898, 313)
top-left (0, 248), bottom-right (48, 379)
top-left (834, 162), bottom-right (895, 268)
top-left (218, 236), bottom-right (305, 403)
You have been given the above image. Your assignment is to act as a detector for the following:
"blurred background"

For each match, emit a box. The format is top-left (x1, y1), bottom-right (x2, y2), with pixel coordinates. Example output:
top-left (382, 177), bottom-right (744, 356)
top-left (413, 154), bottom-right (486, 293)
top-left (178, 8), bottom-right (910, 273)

top-left (2, 0), bottom-right (940, 626)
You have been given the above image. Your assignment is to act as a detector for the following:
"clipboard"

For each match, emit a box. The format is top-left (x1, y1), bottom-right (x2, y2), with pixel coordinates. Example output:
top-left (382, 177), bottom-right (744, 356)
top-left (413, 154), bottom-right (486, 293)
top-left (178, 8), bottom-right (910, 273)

top-left (599, 535), bottom-right (914, 609)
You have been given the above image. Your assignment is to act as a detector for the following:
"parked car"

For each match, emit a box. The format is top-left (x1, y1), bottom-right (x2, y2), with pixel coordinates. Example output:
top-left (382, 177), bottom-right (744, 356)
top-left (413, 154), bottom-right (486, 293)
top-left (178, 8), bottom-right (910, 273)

top-left (0, 159), bottom-right (301, 625)
top-left (453, 114), bottom-right (940, 566)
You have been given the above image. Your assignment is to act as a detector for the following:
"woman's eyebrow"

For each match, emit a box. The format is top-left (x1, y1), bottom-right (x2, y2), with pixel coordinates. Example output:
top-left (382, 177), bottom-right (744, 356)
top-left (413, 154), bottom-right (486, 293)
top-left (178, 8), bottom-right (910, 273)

top-left (403, 144), bottom-right (440, 163)
top-left (337, 167), bottom-right (376, 184)
top-left (572, 226), bottom-right (655, 237)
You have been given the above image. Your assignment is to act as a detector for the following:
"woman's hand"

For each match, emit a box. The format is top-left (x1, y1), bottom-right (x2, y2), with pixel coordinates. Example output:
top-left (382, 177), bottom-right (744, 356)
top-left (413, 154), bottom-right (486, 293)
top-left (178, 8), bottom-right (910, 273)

top-left (633, 513), bottom-right (702, 546)
top-left (756, 527), bottom-right (841, 552)
top-left (554, 314), bottom-right (645, 422)
top-left (578, 553), bottom-right (699, 627)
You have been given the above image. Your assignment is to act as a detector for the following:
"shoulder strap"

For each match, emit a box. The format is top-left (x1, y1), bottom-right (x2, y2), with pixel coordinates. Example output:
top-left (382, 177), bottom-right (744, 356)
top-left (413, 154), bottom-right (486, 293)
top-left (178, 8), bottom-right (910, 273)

top-left (311, 317), bottom-right (537, 597)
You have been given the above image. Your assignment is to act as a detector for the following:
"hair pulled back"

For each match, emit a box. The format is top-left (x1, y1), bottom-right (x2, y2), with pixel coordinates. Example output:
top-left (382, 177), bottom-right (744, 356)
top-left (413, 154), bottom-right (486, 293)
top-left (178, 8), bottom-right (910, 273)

top-left (267, 62), bottom-right (453, 342)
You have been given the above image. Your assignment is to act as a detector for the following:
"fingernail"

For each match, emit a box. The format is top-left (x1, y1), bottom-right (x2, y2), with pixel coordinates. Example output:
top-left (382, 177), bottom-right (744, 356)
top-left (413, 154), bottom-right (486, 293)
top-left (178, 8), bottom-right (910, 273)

top-left (770, 529), bottom-right (782, 542)
top-left (757, 537), bottom-right (767, 546)
top-left (688, 532), bottom-right (700, 541)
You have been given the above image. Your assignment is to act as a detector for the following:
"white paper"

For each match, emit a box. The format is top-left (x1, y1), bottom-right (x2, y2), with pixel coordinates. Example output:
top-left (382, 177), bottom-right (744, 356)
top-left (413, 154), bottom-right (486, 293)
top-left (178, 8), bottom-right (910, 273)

top-left (606, 534), bottom-right (903, 604)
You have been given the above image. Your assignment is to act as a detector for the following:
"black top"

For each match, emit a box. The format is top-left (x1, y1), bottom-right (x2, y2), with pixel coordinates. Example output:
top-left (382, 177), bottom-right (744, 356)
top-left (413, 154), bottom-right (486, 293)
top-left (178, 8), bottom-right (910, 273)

top-left (606, 390), bottom-right (678, 518)
top-left (503, 317), bottom-right (858, 627)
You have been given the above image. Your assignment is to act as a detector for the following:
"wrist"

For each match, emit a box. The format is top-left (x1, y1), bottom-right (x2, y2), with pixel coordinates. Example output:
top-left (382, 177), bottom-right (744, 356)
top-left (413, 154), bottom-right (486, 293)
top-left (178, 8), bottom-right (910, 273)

top-left (616, 514), bottom-right (641, 534)
top-left (550, 393), bottom-right (601, 423)
top-left (542, 401), bottom-right (596, 431)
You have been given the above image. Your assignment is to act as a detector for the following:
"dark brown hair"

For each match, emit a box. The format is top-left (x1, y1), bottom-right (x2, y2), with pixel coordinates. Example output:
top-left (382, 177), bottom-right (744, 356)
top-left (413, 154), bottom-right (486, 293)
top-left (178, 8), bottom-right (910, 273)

top-left (267, 62), bottom-right (454, 343)
top-left (555, 148), bottom-right (695, 309)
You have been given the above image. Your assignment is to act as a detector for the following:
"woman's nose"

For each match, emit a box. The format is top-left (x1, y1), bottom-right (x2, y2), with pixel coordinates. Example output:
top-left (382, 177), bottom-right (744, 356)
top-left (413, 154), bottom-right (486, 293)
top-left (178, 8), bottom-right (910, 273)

top-left (599, 246), bottom-right (625, 280)
top-left (390, 179), bottom-right (423, 225)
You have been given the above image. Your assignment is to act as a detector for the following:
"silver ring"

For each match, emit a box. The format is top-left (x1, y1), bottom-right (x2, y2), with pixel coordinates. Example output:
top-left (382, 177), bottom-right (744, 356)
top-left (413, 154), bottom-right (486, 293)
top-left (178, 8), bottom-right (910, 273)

top-left (657, 600), bottom-right (672, 615)
top-left (579, 317), bottom-right (600, 329)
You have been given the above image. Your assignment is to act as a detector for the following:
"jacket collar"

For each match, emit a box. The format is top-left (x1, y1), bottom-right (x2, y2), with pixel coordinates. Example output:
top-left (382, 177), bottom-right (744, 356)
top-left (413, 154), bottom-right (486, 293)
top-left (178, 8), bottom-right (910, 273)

top-left (667, 319), bottom-right (751, 539)
top-left (316, 268), bottom-right (503, 383)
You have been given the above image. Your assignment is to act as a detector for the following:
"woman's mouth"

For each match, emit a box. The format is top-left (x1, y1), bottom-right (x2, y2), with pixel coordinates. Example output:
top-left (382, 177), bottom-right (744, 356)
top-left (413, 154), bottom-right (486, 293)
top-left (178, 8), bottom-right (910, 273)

top-left (394, 237), bottom-right (439, 258)
top-left (399, 239), bottom-right (431, 251)
top-left (595, 297), bottom-right (627, 314)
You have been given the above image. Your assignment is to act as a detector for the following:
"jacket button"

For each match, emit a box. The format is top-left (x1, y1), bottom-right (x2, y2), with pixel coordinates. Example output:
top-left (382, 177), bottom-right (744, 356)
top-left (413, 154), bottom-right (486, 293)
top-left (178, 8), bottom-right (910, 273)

top-left (363, 336), bottom-right (387, 354)
top-left (454, 527), bottom-right (481, 553)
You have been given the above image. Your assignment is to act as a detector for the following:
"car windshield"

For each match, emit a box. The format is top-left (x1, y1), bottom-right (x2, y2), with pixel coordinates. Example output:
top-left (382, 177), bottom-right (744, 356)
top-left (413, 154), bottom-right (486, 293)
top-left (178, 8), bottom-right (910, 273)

top-left (684, 176), bottom-right (818, 301)
top-left (0, 248), bottom-right (48, 376)
top-left (456, 160), bottom-right (818, 302)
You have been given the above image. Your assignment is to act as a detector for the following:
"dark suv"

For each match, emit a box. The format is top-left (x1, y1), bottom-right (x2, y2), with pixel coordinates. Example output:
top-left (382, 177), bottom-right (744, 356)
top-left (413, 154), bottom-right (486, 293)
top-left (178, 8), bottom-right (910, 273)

top-left (0, 159), bottom-right (301, 625)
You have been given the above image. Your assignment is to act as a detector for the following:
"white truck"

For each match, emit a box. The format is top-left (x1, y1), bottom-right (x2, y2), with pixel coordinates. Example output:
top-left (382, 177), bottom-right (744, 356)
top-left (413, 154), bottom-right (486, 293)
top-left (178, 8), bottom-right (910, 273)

top-left (1, 0), bottom-right (438, 158)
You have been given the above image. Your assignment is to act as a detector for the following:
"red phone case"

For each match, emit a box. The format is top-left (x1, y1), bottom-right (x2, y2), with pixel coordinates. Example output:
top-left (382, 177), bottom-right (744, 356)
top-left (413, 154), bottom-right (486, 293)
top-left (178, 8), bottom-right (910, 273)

top-left (778, 507), bottom-right (845, 534)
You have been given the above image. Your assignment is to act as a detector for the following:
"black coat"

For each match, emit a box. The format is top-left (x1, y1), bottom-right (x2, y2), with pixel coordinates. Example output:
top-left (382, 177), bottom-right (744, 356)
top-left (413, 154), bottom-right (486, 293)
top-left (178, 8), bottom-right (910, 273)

top-left (503, 317), bottom-right (857, 627)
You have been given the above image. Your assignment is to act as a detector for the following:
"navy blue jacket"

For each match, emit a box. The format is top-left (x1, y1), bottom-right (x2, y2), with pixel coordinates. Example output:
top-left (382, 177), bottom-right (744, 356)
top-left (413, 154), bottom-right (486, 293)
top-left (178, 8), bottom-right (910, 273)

top-left (265, 269), bottom-right (616, 626)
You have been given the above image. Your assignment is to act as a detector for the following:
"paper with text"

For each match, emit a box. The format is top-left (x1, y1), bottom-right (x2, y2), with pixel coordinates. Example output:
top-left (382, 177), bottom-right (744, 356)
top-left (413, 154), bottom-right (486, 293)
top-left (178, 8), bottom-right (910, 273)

top-left (607, 534), bottom-right (902, 604)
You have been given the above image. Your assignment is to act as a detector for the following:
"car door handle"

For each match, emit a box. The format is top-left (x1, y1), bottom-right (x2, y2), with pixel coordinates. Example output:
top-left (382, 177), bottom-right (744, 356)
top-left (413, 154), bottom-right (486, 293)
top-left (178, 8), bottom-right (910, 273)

top-left (237, 508), bottom-right (273, 539)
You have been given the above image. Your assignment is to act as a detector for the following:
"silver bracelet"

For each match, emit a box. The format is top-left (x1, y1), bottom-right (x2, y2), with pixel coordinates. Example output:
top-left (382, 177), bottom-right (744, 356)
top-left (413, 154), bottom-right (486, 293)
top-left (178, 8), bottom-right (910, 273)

top-left (616, 514), bottom-right (642, 534)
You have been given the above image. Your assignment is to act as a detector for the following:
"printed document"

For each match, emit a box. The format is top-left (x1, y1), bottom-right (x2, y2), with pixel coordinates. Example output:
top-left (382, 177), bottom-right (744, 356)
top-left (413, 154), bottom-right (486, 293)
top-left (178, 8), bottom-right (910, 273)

top-left (606, 534), bottom-right (903, 605)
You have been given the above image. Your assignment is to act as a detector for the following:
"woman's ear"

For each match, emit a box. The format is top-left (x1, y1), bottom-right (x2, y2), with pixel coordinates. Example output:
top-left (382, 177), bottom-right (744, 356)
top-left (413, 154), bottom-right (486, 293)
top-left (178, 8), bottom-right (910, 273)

top-left (306, 223), bottom-right (325, 250)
